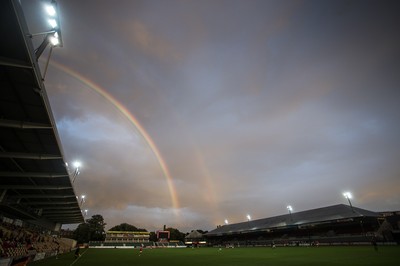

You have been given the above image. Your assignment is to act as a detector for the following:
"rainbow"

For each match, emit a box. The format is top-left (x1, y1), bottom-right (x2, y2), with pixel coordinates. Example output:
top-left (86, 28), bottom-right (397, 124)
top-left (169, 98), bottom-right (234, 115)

top-left (49, 61), bottom-right (180, 211)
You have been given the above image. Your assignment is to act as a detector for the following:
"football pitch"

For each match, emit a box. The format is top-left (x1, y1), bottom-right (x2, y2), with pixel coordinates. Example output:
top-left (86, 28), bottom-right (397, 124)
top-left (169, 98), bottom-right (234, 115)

top-left (30, 246), bottom-right (399, 266)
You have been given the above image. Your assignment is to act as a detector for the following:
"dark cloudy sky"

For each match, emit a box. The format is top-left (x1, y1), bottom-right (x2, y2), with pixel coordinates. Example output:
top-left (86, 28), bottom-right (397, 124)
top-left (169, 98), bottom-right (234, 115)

top-left (22, 0), bottom-right (400, 232)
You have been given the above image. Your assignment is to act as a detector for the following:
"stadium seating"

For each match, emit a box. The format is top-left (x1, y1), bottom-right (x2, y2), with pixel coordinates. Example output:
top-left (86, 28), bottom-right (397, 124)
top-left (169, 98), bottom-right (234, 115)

top-left (0, 221), bottom-right (71, 260)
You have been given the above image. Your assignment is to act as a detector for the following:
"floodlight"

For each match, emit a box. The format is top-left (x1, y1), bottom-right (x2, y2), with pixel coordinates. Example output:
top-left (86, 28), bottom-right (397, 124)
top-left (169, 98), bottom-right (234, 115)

top-left (32, 0), bottom-right (63, 64)
top-left (48, 18), bottom-right (57, 28)
top-left (80, 195), bottom-right (86, 207)
top-left (224, 219), bottom-right (229, 225)
top-left (49, 35), bottom-right (59, 46)
top-left (287, 205), bottom-right (293, 221)
top-left (343, 192), bottom-right (352, 199)
top-left (343, 191), bottom-right (354, 211)
top-left (71, 161), bottom-right (82, 184)
top-left (246, 214), bottom-right (251, 221)
top-left (45, 5), bottom-right (56, 16)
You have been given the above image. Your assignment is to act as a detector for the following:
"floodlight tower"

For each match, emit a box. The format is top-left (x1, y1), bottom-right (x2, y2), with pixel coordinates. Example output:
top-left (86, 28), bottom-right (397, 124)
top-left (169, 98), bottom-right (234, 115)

top-left (287, 205), bottom-right (293, 220)
top-left (224, 219), bottom-right (229, 225)
top-left (80, 195), bottom-right (86, 207)
top-left (29, 0), bottom-right (63, 79)
top-left (72, 161), bottom-right (81, 183)
top-left (246, 214), bottom-right (251, 221)
top-left (343, 192), bottom-right (354, 212)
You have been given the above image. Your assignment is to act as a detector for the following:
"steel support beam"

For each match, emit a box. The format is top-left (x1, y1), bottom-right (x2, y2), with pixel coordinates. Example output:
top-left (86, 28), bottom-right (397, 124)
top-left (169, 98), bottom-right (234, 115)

top-left (0, 56), bottom-right (32, 68)
top-left (44, 213), bottom-right (82, 217)
top-left (40, 206), bottom-right (80, 210)
top-left (0, 172), bottom-right (68, 178)
top-left (24, 201), bottom-right (77, 205)
top-left (0, 152), bottom-right (62, 160)
top-left (0, 119), bottom-right (52, 129)
top-left (43, 210), bottom-right (81, 214)
top-left (0, 185), bottom-right (70, 190)
top-left (9, 194), bottom-right (75, 199)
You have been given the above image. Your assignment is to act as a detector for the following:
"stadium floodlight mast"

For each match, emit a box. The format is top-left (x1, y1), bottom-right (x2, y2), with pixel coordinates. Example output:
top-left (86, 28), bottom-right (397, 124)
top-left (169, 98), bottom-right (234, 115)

top-left (27, 0), bottom-right (63, 79)
top-left (224, 219), bottom-right (229, 225)
top-left (72, 161), bottom-right (81, 184)
top-left (80, 195), bottom-right (86, 207)
top-left (343, 191), bottom-right (354, 212)
top-left (287, 205), bottom-right (293, 221)
top-left (246, 214), bottom-right (251, 221)
top-left (82, 209), bottom-right (88, 216)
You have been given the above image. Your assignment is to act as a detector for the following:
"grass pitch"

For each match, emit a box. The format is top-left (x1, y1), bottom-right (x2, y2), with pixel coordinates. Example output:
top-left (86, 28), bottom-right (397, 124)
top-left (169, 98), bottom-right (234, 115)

top-left (30, 246), bottom-right (399, 266)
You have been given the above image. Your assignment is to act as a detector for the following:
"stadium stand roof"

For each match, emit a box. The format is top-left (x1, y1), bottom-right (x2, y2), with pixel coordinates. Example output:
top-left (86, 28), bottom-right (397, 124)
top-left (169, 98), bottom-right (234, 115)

top-left (206, 204), bottom-right (380, 236)
top-left (185, 230), bottom-right (204, 239)
top-left (0, 0), bottom-right (84, 226)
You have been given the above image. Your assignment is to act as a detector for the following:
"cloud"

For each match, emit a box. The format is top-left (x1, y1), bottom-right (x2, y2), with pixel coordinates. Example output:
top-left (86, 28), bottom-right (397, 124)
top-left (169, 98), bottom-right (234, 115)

top-left (117, 19), bottom-right (182, 62)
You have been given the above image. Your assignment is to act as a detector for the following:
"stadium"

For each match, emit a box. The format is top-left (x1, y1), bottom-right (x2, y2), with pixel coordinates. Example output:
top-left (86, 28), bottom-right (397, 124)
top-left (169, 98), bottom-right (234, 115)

top-left (1, 0), bottom-right (399, 265)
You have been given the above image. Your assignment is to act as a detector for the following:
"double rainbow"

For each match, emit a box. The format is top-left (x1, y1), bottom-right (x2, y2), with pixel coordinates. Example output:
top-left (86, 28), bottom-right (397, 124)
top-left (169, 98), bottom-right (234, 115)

top-left (49, 61), bottom-right (180, 211)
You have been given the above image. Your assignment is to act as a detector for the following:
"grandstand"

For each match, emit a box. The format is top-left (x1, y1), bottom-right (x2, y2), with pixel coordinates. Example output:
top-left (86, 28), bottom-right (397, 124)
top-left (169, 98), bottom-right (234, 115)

top-left (105, 231), bottom-right (150, 243)
top-left (90, 231), bottom-right (186, 249)
top-left (89, 231), bottom-right (151, 248)
top-left (205, 204), bottom-right (398, 246)
top-left (1, 0), bottom-right (82, 264)
top-left (185, 230), bottom-right (207, 247)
